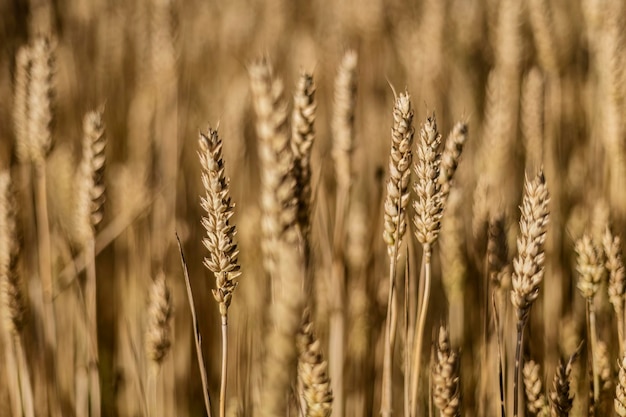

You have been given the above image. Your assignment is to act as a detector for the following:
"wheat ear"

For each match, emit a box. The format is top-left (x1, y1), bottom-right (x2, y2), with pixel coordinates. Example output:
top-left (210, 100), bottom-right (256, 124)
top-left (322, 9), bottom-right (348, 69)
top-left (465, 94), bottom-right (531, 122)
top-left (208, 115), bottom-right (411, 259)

top-left (76, 107), bottom-right (107, 417)
top-left (523, 360), bottom-right (549, 417)
top-left (432, 325), bottom-right (461, 417)
top-left (329, 51), bottom-right (358, 417)
top-left (291, 72), bottom-right (317, 245)
top-left (249, 58), bottom-right (305, 417)
top-left (549, 344), bottom-right (582, 417)
top-left (575, 234), bottom-right (605, 407)
top-left (248, 57), bottom-right (298, 278)
top-left (13, 45), bottom-right (32, 163)
top-left (0, 171), bottom-right (34, 417)
top-left (439, 122), bottom-right (468, 209)
top-left (616, 353), bottom-right (626, 416)
top-left (511, 171), bottom-right (550, 417)
top-left (297, 310), bottom-right (333, 417)
top-left (410, 114), bottom-right (443, 415)
top-left (380, 90), bottom-right (414, 417)
top-left (603, 226), bottom-right (625, 354)
top-left (199, 126), bottom-right (241, 417)
top-left (145, 273), bottom-right (173, 417)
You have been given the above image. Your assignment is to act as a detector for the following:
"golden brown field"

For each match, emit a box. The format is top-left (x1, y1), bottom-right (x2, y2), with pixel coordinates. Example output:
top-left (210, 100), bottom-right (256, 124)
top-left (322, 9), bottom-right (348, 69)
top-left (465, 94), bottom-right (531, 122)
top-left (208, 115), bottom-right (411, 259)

top-left (1, 0), bottom-right (625, 416)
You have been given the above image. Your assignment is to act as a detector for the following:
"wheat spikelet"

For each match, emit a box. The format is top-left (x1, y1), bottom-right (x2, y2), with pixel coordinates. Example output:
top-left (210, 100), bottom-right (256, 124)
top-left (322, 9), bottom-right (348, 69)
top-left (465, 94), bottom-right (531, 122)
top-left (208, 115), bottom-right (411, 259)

top-left (291, 72), bottom-right (317, 239)
top-left (575, 234), bottom-right (605, 300)
top-left (297, 310), bottom-right (333, 417)
top-left (523, 360), bottom-right (549, 417)
top-left (249, 57), bottom-right (299, 277)
top-left (412, 114), bottom-right (443, 256)
top-left (383, 90), bottom-right (414, 258)
top-left (13, 46), bottom-right (32, 163)
top-left (439, 122), bottom-right (468, 208)
top-left (27, 36), bottom-right (55, 165)
top-left (199, 126), bottom-right (241, 316)
top-left (603, 227), bottom-right (625, 317)
top-left (549, 346), bottom-right (581, 417)
top-left (432, 325), bottom-right (461, 417)
top-left (75, 107), bottom-right (107, 246)
top-left (0, 172), bottom-right (26, 335)
top-left (595, 340), bottom-right (612, 394)
top-left (511, 171), bottom-right (550, 323)
top-left (145, 273), bottom-right (173, 364)
top-left (331, 50), bottom-right (358, 192)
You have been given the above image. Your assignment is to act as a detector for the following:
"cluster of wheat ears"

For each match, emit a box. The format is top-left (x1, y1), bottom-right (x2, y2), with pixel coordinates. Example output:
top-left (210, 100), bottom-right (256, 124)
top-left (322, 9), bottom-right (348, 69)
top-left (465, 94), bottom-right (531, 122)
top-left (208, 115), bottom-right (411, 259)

top-left (3, 0), bottom-right (626, 417)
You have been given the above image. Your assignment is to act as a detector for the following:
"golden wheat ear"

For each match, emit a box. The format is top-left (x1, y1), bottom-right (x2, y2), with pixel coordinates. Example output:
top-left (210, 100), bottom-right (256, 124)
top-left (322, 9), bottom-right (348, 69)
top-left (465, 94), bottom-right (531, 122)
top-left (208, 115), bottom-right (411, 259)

top-left (199, 125), bottom-right (241, 417)
top-left (432, 325), bottom-right (461, 417)
top-left (297, 310), bottom-right (333, 417)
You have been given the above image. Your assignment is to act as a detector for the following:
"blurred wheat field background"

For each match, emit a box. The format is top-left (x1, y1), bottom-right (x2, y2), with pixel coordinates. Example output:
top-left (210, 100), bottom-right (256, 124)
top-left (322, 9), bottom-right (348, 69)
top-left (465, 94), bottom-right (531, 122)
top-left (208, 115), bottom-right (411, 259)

top-left (0, 0), bottom-right (625, 416)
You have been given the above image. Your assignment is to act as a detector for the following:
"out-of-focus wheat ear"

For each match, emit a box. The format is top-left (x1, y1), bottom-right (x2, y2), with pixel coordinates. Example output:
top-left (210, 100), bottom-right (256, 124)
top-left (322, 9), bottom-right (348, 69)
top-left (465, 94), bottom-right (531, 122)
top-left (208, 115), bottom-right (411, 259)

top-left (487, 212), bottom-right (508, 289)
top-left (27, 36), bottom-right (55, 165)
top-left (0, 171), bottom-right (34, 417)
top-left (439, 190), bottom-right (466, 344)
top-left (75, 107), bottom-right (107, 245)
top-left (297, 310), bottom-right (333, 417)
top-left (199, 126), bottom-right (241, 316)
top-left (575, 233), bottom-right (605, 406)
top-left (382, 90), bottom-right (414, 259)
top-left (616, 353), bottom-right (626, 416)
top-left (521, 68), bottom-right (545, 174)
top-left (527, 0), bottom-right (560, 74)
top-left (76, 107), bottom-right (106, 417)
top-left (13, 46), bottom-right (32, 164)
top-left (603, 226), bottom-right (625, 353)
top-left (0, 171), bottom-right (26, 336)
top-left (549, 344), bottom-right (582, 417)
top-left (291, 72), bottom-right (316, 243)
top-left (575, 234), bottom-right (605, 300)
top-left (523, 360), bottom-right (549, 417)
top-left (145, 273), bottom-right (173, 417)
top-left (145, 273), bottom-right (173, 365)
top-left (412, 113), bottom-right (443, 256)
top-left (439, 121), bottom-right (468, 209)
top-left (511, 170), bottom-right (549, 417)
top-left (248, 57), bottom-right (299, 278)
top-left (432, 326), bottom-right (461, 417)
top-left (331, 50), bottom-right (358, 194)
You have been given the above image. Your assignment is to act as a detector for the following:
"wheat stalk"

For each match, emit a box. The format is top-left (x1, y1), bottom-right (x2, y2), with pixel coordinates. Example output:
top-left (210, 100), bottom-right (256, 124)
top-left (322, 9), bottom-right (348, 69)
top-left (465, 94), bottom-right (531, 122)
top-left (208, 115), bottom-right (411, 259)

top-left (511, 170), bottom-right (550, 417)
top-left (199, 126), bottom-right (241, 417)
